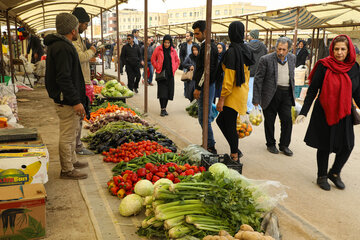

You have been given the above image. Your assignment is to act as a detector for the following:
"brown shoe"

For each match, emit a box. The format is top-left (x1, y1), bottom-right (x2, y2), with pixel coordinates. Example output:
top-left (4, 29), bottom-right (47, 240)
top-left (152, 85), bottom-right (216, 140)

top-left (60, 169), bottom-right (88, 180)
top-left (73, 161), bottom-right (89, 169)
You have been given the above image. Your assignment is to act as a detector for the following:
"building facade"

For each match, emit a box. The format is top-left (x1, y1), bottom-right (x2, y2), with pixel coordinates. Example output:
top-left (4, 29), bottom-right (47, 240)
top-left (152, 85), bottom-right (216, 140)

top-left (167, 2), bottom-right (266, 24)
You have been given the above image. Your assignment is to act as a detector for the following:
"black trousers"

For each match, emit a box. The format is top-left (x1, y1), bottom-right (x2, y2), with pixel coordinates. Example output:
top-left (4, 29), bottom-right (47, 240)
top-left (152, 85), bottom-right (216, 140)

top-left (216, 106), bottom-right (238, 154)
top-left (316, 147), bottom-right (353, 177)
top-left (160, 98), bottom-right (168, 109)
top-left (125, 64), bottom-right (140, 91)
top-left (263, 86), bottom-right (293, 148)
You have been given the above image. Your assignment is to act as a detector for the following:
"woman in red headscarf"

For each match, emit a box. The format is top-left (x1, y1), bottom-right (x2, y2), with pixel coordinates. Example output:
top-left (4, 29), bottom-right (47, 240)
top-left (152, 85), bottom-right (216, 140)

top-left (296, 35), bottom-right (360, 191)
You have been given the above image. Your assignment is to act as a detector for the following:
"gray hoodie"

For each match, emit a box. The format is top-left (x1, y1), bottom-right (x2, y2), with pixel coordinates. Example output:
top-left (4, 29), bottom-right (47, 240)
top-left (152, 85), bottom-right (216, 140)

top-left (247, 40), bottom-right (267, 77)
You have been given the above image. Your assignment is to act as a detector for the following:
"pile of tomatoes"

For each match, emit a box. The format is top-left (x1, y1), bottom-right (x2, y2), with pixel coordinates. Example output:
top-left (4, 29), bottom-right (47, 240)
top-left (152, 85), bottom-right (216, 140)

top-left (107, 162), bottom-right (206, 199)
top-left (102, 140), bottom-right (172, 163)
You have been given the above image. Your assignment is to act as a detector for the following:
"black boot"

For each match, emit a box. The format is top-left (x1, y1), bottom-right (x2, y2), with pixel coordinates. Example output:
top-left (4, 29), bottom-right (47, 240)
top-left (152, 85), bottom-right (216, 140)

top-left (328, 170), bottom-right (345, 189)
top-left (317, 176), bottom-right (330, 191)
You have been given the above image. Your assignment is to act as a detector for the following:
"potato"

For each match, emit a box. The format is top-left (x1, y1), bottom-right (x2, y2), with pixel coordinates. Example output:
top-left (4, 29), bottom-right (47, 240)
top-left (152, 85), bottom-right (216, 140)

top-left (240, 224), bottom-right (254, 232)
top-left (234, 230), bottom-right (244, 239)
top-left (213, 236), bottom-right (221, 240)
top-left (225, 235), bottom-right (235, 240)
top-left (203, 236), bottom-right (214, 240)
top-left (241, 231), bottom-right (262, 240)
top-left (262, 236), bottom-right (275, 240)
top-left (219, 230), bottom-right (231, 236)
top-left (220, 236), bottom-right (228, 240)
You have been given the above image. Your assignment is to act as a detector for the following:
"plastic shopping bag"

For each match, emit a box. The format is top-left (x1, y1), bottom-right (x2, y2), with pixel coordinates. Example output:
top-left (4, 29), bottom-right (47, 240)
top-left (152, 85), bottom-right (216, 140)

top-left (249, 106), bottom-right (263, 126)
top-left (237, 115), bottom-right (252, 139)
top-left (209, 103), bottom-right (218, 122)
top-left (292, 102), bottom-right (303, 124)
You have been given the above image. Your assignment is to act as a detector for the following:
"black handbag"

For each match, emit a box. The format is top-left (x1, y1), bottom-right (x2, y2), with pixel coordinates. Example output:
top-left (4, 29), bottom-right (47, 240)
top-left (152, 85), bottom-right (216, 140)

top-left (351, 105), bottom-right (360, 125)
top-left (155, 70), bottom-right (166, 82)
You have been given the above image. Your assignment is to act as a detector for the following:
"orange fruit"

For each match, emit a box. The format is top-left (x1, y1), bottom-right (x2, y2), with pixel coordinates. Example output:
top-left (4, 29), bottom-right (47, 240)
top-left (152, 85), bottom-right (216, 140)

top-left (245, 132), bottom-right (250, 136)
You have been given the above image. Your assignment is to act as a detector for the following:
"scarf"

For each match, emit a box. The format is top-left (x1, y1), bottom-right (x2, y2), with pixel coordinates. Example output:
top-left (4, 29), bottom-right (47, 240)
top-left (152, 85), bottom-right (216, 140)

top-left (162, 35), bottom-right (173, 78)
top-left (222, 21), bottom-right (254, 86)
top-left (308, 34), bottom-right (356, 126)
top-left (217, 42), bottom-right (226, 62)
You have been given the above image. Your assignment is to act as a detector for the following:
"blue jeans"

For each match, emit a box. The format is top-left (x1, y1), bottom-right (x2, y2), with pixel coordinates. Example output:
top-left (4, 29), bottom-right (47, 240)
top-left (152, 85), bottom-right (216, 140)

top-left (143, 61), bottom-right (154, 84)
top-left (198, 83), bottom-right (216, 148)
top-left (247, 77), bottom-right (261, 112)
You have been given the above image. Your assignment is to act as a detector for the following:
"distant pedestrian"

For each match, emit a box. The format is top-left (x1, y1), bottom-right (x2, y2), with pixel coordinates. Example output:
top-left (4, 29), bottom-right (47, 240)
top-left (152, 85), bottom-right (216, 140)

top-left (296, 40), bottom-right (309, 67)
top-left (120, 34), bottom-right (141, 93)
top-left (24, 32), bottom-right (44, 64)
top-left (192, 20), bottom-right (219, 154)
top-left (151, 35), bottom-right (180, 116)
top-left (132, 29), bottom-right (143, 47)
top-left (44, 13), bottom-right (89, 180)
top-left (179, 31), bottom-right (198, 70)
top-left (214, 42), bottom-right (226, 101)
top-left (216, 21), bottom-right (254, 161)
top-left (182, 44), bottom-right (200, 102)
top-left (296, 35), bottom-right (360, 191)
top-left (253, 37), bottom-right (296, 157)
top-left (247, 29), bottom-right (267, 112)
top-left (141, 37), bottom-right (155, 85)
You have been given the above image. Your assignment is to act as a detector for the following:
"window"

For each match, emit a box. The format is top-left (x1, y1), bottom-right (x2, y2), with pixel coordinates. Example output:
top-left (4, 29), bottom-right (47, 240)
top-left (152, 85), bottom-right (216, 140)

top-left (150, 17), bottom-right (152, 21)
top-left (128, 25), bottom-right (131, 29)
top-left (159, 16), bottom-right (160, 21)
top-left (229, 10), bottom-right (232, 15)
top-left (183, 12), bottom-right (187, 17)
top-left (224, 9), bottom-right (228, 15)
top-left (128, 18), bottom-right (131, 22)
top-left (215, 10), bottom-right (220, 15)
top-left (123, 18), bottom-right (126, 22)
top-left (176, 13), bottom-right (179, 18)
top-left (189, 12), bottom-right (192, 17)
top-left (155, 16), bottom-right (157, 20)
top-left (170, 13), bottom-right (173, 18)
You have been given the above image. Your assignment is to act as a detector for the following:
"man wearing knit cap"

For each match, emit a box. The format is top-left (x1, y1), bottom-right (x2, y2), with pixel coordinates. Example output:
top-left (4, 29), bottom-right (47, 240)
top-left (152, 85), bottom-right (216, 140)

top-left (247, 29), bottom-right (267, 112)
top-left (72, 7), bottom-right (96, 156)
top-left (44, 13), bottom-right (89, 179)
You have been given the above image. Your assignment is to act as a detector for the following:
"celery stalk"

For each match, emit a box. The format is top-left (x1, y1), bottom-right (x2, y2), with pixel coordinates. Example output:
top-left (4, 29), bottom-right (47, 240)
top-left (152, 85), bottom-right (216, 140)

top-left (164, 216), bottom-right (185, 229)
top-left (168, 225), bottom-right (192, 239)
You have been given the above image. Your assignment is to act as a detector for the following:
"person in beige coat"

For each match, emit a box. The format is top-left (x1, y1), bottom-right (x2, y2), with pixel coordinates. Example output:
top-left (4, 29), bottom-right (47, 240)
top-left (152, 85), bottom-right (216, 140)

top-left (72, 7), bottom-right (96, 156)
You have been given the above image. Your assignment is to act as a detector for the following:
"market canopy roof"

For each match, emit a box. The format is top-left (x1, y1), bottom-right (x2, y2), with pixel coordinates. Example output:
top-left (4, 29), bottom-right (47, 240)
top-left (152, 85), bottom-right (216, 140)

top-left (0, 0), bottom-right (127, 32)
top-left (133, 0), bottom-right (360, 38)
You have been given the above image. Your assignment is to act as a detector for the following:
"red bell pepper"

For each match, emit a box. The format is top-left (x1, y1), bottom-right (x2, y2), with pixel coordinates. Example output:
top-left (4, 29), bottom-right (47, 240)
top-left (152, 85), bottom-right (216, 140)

top-left (156, 172), bottom-right (165, 178)
top-left (174, 178), bottom-right (181, 183)
top-left (146, 173), bottom-right (153, 181)
top-left (166, 173), bottom-right (175, 181)
top-left (152, 175), bottom-right (160, 182)
top-left (137, 168), bottom-right (147, 177)
top-left (145, 162), bottom-right (154, 170)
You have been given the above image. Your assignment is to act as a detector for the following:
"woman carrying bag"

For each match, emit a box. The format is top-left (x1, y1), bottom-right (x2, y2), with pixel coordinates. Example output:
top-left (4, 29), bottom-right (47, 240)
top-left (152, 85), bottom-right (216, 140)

top-left (216, 21), bottom-right (254, 162)
top-left (182, 45), bottom-right (200, 102)
top-left (151, 35), bottom-right (180, 116)
top-left (296, 35), bottom-right (360, 191)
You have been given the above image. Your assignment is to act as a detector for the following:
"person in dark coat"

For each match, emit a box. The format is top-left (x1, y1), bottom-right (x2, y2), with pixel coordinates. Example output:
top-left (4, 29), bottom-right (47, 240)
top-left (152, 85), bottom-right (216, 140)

top-left (214, 42), bottom-right (226, 101)
top-left (45, 13), bottom-right (89, 180)
top-left (295, 40), bottom-right (309, 67)
top-left (24, 32), bottom-right (44, 64)
top-left (120, 34), bottom-right (141, 92)
top-left (141, 37), bottom-right (155, 85)
top-left (151, 35), bottom-right (180, 116)
top-left (296, 35), bottom-right (360, 191)
top-left (182, 44), bottom-right (200, 102)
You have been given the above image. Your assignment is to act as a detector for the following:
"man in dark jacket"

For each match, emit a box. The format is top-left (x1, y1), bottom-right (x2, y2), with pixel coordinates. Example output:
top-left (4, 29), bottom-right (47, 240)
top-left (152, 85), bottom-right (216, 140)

top-left (24, 33), bottom-right (44, 64)
top-left (247, 29), bottom-right (267, 112)
top-left (192, 20), bottom-right (219, 154)
top-left (141, 37), bottom-right (155, 85)
top-left (179, 31), bottom-right (198, 70)
top-left (120, 34), bottom-right (142, 92)
top-left (253, 37), bottom-right (296, 157)
top-left (45, 13), bottom-right (89, 180)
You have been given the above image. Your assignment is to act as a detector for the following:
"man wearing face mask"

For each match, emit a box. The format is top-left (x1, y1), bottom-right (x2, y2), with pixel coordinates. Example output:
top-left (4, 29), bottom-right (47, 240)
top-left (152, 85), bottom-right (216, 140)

top-left (45, 13), bottom-right (89, 179)
top-left (253, 37), bottom-right (296, 156)
top-left (72, 7), bottom-right (96, 156)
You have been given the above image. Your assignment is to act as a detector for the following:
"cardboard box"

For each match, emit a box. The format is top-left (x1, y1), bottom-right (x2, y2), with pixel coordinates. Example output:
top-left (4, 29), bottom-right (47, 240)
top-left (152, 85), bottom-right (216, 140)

top-left (295, 69), bottom-right (306, 86)
top-left (0, 183), bottom-right (46, 239)
top-left (0, 144), bottom-right (49, 186)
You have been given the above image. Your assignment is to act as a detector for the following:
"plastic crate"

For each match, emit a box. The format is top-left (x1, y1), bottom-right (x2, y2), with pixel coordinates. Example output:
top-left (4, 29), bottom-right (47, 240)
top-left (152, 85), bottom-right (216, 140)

top-left (295, 85), bottom-right (307, 98)
top-left (201, 154), bottom-right (243, 174)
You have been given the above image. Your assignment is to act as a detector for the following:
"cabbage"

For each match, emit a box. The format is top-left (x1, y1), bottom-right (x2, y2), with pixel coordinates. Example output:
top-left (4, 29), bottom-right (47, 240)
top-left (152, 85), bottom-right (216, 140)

top-left (99, 80), bottom-right (105, 85)
top-left (92, 79), bottom-right (98, 85)
top-left (105, 79), bottom-right (118, 89)
top-left (119, 194), bottom-right (144, 216)
top-left (208, 163), bottom-right (229, 178)
top-left (113, 91), bottom-right (123, 97)
top-left (101, 88), bottom-right (107, 96)
top-left (134, 180), bottom-right (154, 197)
top-left (154, 178), bottom-right (173, 188)
top-left (115, 84), bottom-right (125, 92)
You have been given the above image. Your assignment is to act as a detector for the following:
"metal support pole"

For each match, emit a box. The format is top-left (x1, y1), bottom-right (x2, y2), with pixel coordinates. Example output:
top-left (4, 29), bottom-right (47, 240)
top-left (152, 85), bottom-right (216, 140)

top-left (314, 28), bottom-right (320, 64)
top-left (245, 15), bottom-right (248, 41)
top-left (293, 8), bottom-right (299, 54)
top-left (265, 30), bottom-right (268, 46)
top-left (309, 28), bottom-right (316, 72)
top-left (0, 23), bottom-right (4, 82)
top-left (168, 25), bottom-right (170, 35)
top-left (15, 17), bottom-right (19, 59)
top-left (284, 30), bottom-right (287, 36)
top-left (5, 11), bottom-right (15, 87)
top-left (100, 9), bottom-right (104, 77)
top-left (116, 0), bottom-right (121, 83)
top-left (269, 31), bottom-right (273, 52)
top-left (144, 0), bottom-right (149, 113)
top-left (90, 15), bottom-right (93, 43)
top-left (186, 23), bottom-right (188, 32)
top-left (202, 0), bottom-right (213, 149)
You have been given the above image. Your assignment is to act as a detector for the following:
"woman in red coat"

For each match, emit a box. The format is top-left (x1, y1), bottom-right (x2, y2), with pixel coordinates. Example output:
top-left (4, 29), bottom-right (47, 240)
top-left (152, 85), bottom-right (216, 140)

top-left (151, 35), bottom-right (180, 116)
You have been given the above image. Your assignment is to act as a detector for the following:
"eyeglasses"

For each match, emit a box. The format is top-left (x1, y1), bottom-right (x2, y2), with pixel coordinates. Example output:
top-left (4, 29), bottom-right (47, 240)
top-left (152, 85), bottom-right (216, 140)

top-left (127, 38), bottom-right (131, 40)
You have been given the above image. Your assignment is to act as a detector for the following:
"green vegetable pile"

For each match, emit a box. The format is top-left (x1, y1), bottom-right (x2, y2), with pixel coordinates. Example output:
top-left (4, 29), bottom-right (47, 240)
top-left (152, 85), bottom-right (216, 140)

top-left (101, 80), bottom-right (134, 98)
top-left (112, 152), bottom-right (195, 175)
top-left (185, 101), bottom-right (198, 118)
top-left (137, 169), bottom-right (266, 239)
